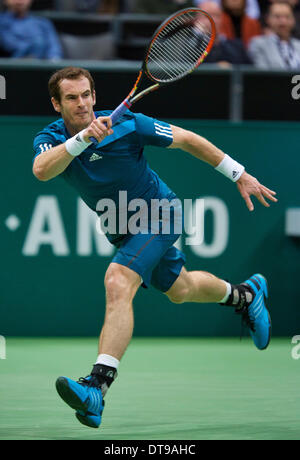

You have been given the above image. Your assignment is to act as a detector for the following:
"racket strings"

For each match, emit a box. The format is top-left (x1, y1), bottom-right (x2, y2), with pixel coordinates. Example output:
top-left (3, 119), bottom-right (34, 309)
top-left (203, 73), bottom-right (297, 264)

top-left (163, 13), bottom-right (210, 57)
top-left (148, 39), bottom-right (205, 79)
top-left (160, 15), bottom-right (210, 67)
top-left (148, 47), bottom-right (186, 79)
top-left (147, 11), bottom-right (213, 82)
top-left (150, 32), bottom-right (201, 75)
top-left (149, 32), bottom-right (206, 79)
top-left (149, 35), bottom-right (205, 79)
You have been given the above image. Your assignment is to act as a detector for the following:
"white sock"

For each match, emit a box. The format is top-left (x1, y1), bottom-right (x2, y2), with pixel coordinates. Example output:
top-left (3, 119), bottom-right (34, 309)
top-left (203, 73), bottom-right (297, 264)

top-left (219, 281), bottom-right (232, 303)
top-left (95, 353), bottom-right (120, 370)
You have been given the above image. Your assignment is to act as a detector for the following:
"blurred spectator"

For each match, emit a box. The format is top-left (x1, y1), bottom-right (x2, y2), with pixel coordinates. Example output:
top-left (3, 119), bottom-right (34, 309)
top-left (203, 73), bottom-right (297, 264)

top-left (133, 0), bottom-right (194, 15)
top-left (256, 0), bottom-right (300, 16)
top-left (0, 0), bottom-right (63, 59)
top-left (196, 0), bottom-right (261, 19)
top-left (200, 0), bottom-right (252, 65)
top-left (248, 2), bottom-right (300, 68)
top-left (258, 0), bottom-right (300, 38)
top-left (220, 0), bottom-right (262, 46)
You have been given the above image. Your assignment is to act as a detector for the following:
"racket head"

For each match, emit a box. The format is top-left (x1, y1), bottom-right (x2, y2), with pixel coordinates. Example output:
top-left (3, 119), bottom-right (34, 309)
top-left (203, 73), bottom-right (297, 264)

top-left (143, 8), bottom-right (216, 84)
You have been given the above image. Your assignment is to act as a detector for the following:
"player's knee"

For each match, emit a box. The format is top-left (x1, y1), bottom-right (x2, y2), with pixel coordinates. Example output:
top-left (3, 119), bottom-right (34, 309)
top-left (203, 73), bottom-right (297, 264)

top-left (104, 265), bottom-right (138, 303)
top-left (167, 286), bottom-right (190, 304)
top-left (104, 272), bottom-right (129, 301)
top-left (166, 268), bottom-right (193, 304)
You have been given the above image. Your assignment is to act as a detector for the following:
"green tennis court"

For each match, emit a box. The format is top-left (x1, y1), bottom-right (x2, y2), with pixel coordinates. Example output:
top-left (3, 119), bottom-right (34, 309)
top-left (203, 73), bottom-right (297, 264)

top-left (0, 337), bottom-right (299, 440)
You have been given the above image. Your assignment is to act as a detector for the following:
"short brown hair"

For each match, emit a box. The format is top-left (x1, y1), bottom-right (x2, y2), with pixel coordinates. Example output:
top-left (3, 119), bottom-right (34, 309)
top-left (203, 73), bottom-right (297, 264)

top-left (48, 67), bottom-right (95, 102)
top-left (267, 1), bottom-right (294, 16)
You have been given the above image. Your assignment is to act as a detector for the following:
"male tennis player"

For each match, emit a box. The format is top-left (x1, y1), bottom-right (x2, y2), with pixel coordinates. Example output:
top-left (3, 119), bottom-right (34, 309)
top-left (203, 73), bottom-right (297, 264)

top-left (33, 67), bottom-right (277, 428)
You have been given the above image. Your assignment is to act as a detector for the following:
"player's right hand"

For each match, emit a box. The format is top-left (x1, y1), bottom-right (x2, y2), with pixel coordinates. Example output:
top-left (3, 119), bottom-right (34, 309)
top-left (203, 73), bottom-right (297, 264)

top-left (82, 116), bottom-right (113, 143)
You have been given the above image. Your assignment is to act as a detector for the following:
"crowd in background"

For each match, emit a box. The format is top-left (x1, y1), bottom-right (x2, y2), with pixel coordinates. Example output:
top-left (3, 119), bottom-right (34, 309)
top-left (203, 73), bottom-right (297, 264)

top-left (1, 0), bottom-right (300, 68)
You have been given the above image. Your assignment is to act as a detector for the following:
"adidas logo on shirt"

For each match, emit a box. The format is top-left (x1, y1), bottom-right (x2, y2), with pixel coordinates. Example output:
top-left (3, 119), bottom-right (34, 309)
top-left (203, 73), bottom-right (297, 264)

top-left (154, 123), bottom-right (173, 140)
top-left (89, 153), bottom-right (103, 162)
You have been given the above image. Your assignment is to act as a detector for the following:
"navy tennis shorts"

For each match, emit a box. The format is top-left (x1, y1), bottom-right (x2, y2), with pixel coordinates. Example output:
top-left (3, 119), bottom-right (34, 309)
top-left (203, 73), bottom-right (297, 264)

top-left (112, 235), bottom-right (186, 292)
top-left (110, 195), bottom-right (186, 292)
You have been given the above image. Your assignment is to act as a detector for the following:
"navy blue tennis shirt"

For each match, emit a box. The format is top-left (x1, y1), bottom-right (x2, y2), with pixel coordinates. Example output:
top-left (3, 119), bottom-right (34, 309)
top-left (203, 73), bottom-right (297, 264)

top-left (33, 110), bottom-right (175, 213)
top-left (33, 110), bottom-right (187, 290)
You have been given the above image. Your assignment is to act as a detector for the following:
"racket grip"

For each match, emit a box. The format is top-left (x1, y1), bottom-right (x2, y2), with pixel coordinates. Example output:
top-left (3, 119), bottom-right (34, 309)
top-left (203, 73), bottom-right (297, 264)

top-left (89, 99), bottom-right (131, 145)
top-left (110, 99), bottom-right (131, 125)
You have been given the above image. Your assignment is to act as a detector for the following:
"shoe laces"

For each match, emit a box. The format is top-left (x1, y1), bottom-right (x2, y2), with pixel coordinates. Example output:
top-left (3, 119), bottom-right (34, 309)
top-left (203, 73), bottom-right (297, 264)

top-left (77, 375), bottom-right (101, 389)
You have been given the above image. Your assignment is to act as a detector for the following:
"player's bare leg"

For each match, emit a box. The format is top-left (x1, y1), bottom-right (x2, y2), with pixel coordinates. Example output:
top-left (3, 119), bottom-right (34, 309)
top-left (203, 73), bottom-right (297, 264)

top-left (99, 263), bottom-right (141, 360)
top-left (165, 267), bottom-right (227, 304)
top-left (86, 262), bottom-right (141, 398)
top-left (165, 266), bottom-right (271, 351)
top-left (56, 262), bottom-right (141, 428)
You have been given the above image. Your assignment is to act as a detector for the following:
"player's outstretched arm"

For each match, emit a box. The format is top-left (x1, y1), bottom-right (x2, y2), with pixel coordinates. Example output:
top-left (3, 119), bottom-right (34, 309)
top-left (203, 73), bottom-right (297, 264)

top-left (168, 124), bottom-right (225, 167)
top-left (168, 125), bottom-right (277, 211)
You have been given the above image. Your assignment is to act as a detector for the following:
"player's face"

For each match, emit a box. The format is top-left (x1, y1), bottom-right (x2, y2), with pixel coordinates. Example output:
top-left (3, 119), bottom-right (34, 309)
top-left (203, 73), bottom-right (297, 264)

top-left (52, 77), bottom-right (96, 131)
top-left (267, 4), bottom-right (295, 39)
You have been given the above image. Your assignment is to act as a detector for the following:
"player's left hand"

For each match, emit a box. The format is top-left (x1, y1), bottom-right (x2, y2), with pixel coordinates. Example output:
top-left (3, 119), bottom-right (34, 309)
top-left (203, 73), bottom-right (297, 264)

top-left (236, 172), bottom-right (278, 212)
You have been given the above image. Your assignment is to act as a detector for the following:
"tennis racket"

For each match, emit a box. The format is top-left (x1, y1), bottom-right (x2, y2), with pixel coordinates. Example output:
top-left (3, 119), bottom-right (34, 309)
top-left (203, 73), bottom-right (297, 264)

top-left (89, 8), bottom-right (215, 144)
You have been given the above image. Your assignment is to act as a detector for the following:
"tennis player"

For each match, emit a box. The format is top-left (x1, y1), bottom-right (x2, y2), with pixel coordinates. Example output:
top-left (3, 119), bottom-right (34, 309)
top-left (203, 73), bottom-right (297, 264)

top-left (33, 67), bottom-right (277, 428)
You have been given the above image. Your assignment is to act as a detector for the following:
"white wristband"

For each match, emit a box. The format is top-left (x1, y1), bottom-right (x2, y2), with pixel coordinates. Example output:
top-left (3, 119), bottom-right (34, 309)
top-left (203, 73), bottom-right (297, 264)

top-left (215, 154), bottom-right (245, 182)
top-left (65, 129), bottom-right (92, 157)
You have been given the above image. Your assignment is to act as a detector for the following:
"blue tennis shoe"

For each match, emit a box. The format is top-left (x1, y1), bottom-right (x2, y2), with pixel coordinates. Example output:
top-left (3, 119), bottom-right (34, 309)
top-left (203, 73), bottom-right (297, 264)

top-left (237, 273), bottom-right (271, 350)
top-left (56, 375), bottom-right (104, 428)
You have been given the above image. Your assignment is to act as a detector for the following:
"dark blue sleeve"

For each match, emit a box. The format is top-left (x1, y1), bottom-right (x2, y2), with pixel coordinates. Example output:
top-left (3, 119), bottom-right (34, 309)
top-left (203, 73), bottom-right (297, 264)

top-left (33, 132), bottom-right (60, 162)
top-left (134, 113), bottom-right (173, 147)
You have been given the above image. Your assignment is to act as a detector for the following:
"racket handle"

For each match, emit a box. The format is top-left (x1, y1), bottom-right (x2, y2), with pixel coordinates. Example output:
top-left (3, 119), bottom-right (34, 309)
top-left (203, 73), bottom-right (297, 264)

top-left (89, 99), bottom-right (131, 145)
top-left (110, 99), bottom-right (131, 125)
